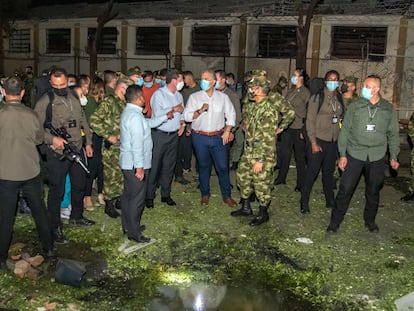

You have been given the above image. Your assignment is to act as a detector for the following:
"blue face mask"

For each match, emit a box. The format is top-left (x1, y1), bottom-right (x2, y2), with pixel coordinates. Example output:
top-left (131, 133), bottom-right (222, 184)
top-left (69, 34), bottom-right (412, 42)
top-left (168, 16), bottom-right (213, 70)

top-left (362, 87), bottom-right (373, 100)
top-left (155, 79), bottom-right (166, 87)
top-left (200, 79), bottom-right (211, 91)
top-left (326, 81), bottom-right (339, 91)
top-left (136, 77), bottom-right (144, 87)
top-left (291, 76), bottom-right (298, 85)
top-left (214, 81), bottom-right (220, 90)
top-left (143, 81), bottom-right (153, 88)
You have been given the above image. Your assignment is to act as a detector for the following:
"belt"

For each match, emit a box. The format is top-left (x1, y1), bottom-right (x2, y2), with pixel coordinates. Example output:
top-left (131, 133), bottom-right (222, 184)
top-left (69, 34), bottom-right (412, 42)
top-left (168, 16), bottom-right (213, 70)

top-left (193, 129), bottom-right (224, 136)
top-left (152, 128), bottom-right (178, 135)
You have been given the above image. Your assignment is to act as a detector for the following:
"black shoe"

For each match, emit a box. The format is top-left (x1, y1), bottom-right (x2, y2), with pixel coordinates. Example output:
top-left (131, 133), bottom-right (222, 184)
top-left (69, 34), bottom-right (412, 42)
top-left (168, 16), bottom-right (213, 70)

top-left (115, 197), bottom-right (121, 210)
top-left (365, 223), bottom-right (379, 233)
top-left (53, 227), bottom-right (69, 244)
top-left (231, 198), bottom-right (253, 217)
top-left (146, 199), bottom-right (154, 208)
top-left (326, 224), bottom-right (339, 233)
top-left (326, 200), bottom-right (335, 209)
top-left (41, 249), bottom-right (55, 258)
top-left (249, 206), bottom-right (269, 226)
top-left (161, 197), bottom-right (176, 206)
top-left (401, 191), bottom-right (414, 201)
top-left (294, 187), bottom-right (301, 192)
top-left (230, 162), bottom-right (239, 170)
top-left (105, 199), bottom-right (120, 218)
top-left (175, 177), bottom-right (190, 185)
top-left (128, 235), bottom-right (151, 243)
top-left (300, 204), bottom-right (310, 214)
top-left (69, 217), bottom-right (96, 226)
top-left (273, 179), bottom-right (286, 186)
top-left (0, 261), bottom-right (7, 270)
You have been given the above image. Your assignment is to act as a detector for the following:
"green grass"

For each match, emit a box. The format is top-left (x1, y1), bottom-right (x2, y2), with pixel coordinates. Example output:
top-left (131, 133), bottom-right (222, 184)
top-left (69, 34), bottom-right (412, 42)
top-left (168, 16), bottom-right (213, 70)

top-left (1, 154), bottom-right (414, 310)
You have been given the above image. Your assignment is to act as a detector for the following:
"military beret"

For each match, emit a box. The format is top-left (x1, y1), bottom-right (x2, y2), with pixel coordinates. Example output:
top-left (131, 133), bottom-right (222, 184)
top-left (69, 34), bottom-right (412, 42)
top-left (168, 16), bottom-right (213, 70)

top-left (250, 69), bottom-right (267, 78)
top-left (125, 66), bottom-right (142, 77)
top-left (116, 72), bottom-right (134, 86)
top-left (344, 76), bottom-right (358, 84)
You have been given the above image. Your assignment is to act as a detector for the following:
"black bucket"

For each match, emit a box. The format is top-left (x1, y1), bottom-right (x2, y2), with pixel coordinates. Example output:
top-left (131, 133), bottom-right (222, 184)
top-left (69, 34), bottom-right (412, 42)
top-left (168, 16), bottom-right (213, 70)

top-left (55, 258), bottom-right (86, 287)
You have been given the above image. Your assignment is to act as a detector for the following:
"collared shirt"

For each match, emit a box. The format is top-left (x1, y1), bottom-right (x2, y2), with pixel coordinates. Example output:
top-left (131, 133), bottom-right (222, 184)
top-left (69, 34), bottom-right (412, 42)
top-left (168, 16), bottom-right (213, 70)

top-left (338, 97), bottom-right (399, 162)
top-left (0, 102), bottom-right (43, 181)
top-left (285, 85), bottom-right (310, 129)
top-left (151, 86), bottom-right (184, 132)
top-left (120, 103), bottom-right (167, 170)
top-left (184, 89), bottom-right (236, 131)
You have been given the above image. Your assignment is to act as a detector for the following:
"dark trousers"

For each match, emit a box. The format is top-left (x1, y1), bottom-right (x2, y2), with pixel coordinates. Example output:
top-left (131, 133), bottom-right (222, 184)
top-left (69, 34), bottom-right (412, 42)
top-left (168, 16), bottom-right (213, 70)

top-left (301, 139), bottom-right (338, 207)
top-left (192, 132), bottom-right (231, 199)
top-left (85, 133), bottom-right (104, 196)
top-left (331, 155), bottom-right (385, 226)
top-left (175, 131), bottom-right (193, 178)
top-left (275, 128), bottom-right (306, 188)
top-left (46, 148), bottom-right (87, 229)
top-left (121, 169), bottom-right (148, 240)
top-left (0, 175), bottom-right (53, 262)
top-left (147, 130), bottom-right (178, 199)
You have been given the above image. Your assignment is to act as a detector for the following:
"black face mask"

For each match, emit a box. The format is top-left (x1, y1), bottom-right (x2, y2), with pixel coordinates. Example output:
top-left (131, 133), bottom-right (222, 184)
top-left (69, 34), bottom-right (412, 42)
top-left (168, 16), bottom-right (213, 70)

top-left (53, 87), bottom-right (68, 97)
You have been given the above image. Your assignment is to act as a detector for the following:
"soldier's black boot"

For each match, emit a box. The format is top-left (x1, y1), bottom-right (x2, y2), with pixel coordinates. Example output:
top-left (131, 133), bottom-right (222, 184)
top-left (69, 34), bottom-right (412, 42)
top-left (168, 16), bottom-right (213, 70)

top-left (105, 199), bottom-right (120, 218)
top-left (249, 205), bottom-right (269, 226)
top-left (401, 191), bottom-right (414, 201)
top-left (231, 198), bottom-right (253, 217)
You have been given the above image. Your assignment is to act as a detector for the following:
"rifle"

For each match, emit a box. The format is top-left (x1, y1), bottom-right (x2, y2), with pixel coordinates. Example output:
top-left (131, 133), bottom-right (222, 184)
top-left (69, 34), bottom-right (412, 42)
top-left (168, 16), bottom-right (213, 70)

top-left (47, 124), bottom-right (90, 174)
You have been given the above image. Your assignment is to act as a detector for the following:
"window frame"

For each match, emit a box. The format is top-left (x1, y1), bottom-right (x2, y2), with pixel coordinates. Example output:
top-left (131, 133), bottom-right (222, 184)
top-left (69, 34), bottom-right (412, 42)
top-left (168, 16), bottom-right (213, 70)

top-left (8, 28), bottom-right (31, 53)
top-left (191, 25), bottom-right (231, 56)
top-left (135, 26), bottom-right (170, 55)
top-left (87, 27), bottom-right (118, 55)
top-left (257, 25), bottom-right (297, 58)
top-left (331, 26), bottom-right (387, 62)
top-left (46, 28), bottom-right (71, 54)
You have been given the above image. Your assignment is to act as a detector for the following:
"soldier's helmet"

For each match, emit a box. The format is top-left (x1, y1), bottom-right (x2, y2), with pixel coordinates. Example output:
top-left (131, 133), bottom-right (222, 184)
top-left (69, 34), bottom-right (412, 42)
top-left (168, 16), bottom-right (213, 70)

top-left (125, 66), bottom-right (142, 77)
top-left (344, 76), bottom-right (358, 84)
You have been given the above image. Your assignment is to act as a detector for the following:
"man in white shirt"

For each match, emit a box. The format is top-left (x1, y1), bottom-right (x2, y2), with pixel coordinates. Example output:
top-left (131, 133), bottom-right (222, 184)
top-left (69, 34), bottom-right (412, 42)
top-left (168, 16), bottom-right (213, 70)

top-left (184, 69), bottom-right (237, 208)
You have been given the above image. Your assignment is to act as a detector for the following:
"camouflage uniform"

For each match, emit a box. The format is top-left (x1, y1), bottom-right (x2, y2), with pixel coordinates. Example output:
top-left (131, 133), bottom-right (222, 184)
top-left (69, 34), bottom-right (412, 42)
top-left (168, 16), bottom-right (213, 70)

top-left (233, 70), bottom-right (295, 225)
top-left (401, 113), bottom-right (414, 200)
top-left (89, 93), bottom-right (125, 202)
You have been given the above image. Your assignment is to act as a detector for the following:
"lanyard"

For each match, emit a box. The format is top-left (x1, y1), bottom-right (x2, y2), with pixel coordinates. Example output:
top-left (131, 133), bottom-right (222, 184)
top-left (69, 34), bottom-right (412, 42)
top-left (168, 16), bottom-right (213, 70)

top-left (367, 105), bottom-right (378, 122)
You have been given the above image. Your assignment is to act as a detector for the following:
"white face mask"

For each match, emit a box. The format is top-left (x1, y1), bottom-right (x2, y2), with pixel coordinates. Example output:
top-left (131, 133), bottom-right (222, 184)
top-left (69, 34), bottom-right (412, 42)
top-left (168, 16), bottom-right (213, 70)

top-left (176, 81), bottom-right (184, 91)
top-left (80, 96), bottom-right (88, 106)
top-left (0, 86), bottom-right (3, 102)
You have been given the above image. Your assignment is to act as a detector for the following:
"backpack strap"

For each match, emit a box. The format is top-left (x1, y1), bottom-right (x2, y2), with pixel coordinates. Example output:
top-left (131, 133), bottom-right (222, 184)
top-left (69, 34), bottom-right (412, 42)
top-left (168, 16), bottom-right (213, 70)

top-left (43, 91), bottom-right (55, 129)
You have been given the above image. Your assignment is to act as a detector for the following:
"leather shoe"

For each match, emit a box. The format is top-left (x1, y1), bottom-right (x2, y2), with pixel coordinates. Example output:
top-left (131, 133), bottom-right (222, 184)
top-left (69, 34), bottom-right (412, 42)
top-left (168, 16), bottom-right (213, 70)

top-left (53, 227), bottom-right (69, 244)
top-left (175, 177), bottom-right (190, 185)
top-left (146, 199), bottom-right (154, 208)
top-left (69, 217), bottom-right (95, 226)
top-left (128, 235), bottom-right (151, 243)
top-left (326, 224), bottom-right (339, 233)
top-left (223, 197), bottom-right (237, 208)
top-left (401, 191), bottom-right (414, 201)
top-left (300, 204), bottom-right (310, 214)
top-left (161, 197), bottom-right (176, 206)
top-left (365, 223), bottom-right (379, 233)
top-left (41, 249), bottom-right (55, 258)
top-left (294, 187), bottom-right (301, 192)
top-left (201, 196), bottom-right (209, 205)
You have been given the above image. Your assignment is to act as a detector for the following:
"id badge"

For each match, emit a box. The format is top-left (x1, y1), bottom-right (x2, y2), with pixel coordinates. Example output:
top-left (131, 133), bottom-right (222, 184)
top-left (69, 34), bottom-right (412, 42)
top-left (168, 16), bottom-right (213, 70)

top-left (68, 119), bottom-right (77, 128)
top-left (366, 124), bottom-right (376, 132)
top-left (332, 115), bottom-right (338, 124)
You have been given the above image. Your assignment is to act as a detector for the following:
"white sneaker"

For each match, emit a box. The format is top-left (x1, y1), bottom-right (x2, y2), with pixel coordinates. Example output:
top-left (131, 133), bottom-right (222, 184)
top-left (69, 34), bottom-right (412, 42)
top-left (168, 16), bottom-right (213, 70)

top-left (97, 193), bottom-right (105, 206)
top-left (61, 205), bottom-right (71, 219)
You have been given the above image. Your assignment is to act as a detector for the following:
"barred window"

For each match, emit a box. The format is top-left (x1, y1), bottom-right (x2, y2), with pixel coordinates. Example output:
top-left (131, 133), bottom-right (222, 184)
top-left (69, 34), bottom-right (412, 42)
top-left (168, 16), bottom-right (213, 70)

top-left (258, 26), bottom-right (297, 58)
top-left (331, 26), bottom-right (387, 61)
top-left (46, 28), bottom-right (71, 54)
top-left (191, 26), bottom-right (231, 56)
top-left (135, 27), bottom-right (170, 55)
top-left (9, 29), bottom-right (30, 53)
top-left (88, 27), bottom-right (118, 54)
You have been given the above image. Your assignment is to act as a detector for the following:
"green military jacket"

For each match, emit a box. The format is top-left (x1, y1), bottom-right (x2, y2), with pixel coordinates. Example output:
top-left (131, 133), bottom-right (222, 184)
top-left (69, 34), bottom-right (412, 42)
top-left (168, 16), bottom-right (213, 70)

top-left (242, 91), bottom-right (295, 162)
top-left (89, 93), bottom-right (125, 148)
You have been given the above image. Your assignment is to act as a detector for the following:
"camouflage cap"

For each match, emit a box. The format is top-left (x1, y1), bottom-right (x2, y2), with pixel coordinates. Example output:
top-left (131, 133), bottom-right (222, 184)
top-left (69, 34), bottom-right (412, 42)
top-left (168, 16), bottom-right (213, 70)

top-left (344, 76), bottom-right (358, 84)
top-left (116, 72), bottom-right (134, 86)
top-left (247, 69), bottom-right (271, 88)
top-left (125, 66), bottom-right (142, 77)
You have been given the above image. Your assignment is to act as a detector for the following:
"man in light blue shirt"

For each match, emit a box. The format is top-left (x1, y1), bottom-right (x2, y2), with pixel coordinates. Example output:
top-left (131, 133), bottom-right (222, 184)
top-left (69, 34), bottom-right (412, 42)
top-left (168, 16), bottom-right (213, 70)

top-left (119, 85), bottom-right (172, 243)
top-left (146, 69), bottom-right (186, 208)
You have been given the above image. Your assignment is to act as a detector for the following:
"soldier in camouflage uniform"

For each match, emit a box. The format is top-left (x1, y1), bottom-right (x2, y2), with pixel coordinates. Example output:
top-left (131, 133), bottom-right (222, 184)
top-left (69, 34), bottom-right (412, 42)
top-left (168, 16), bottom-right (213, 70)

top-left (231, 70), bottom-right (295, 226)
top-left (90, 76), bottom-right (133, 218)
top-left (401, 112), bottom-right (414, 201)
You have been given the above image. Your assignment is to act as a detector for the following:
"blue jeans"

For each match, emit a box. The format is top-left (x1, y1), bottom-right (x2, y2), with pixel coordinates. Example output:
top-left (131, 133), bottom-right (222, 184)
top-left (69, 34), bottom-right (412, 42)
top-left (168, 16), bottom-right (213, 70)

top-left (191, 132), bottom-right (231, 199)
